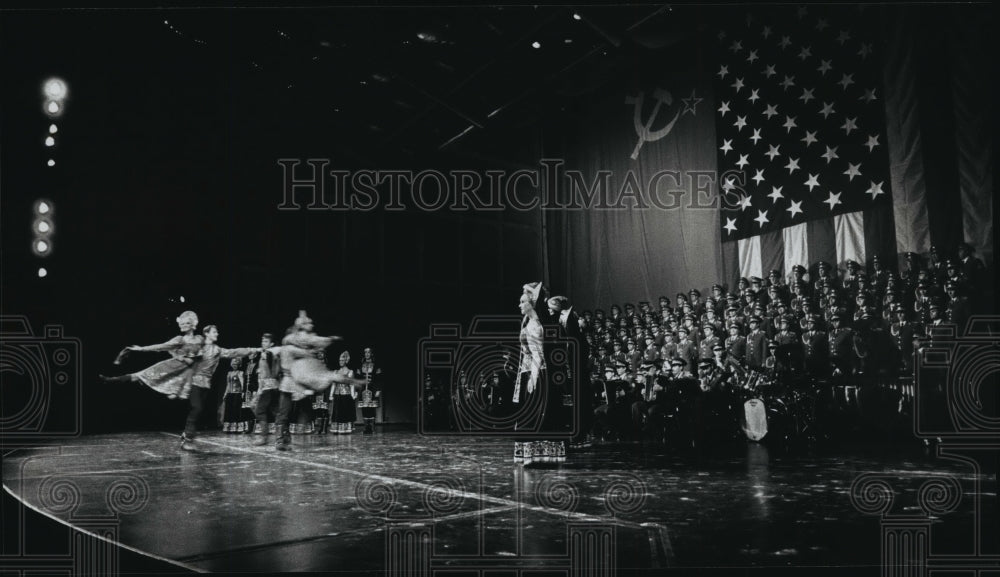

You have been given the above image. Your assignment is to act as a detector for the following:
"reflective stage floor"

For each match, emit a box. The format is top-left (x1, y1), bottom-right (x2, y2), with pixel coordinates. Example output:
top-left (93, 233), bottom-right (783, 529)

top-left (2, 429), bottom-right (996, 576)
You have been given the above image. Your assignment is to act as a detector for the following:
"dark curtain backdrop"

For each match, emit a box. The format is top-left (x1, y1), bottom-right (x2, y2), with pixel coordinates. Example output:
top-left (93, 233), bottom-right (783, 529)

top-left (545, 37), bottom-right (723, 311)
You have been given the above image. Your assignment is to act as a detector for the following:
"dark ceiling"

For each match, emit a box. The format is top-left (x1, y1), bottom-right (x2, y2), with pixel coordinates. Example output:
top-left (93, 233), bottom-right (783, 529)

top-left (145, 5), bottom-right (692, 160)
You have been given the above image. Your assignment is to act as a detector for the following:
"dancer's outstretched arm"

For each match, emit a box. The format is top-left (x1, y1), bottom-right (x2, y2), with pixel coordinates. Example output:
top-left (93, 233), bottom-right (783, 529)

top-left (129, 336), bottom-right (184, 352)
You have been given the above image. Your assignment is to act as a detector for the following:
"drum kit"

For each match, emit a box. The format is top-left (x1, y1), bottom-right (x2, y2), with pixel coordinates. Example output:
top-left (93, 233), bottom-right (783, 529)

top-left (735, 366), bottom-right (816, 444)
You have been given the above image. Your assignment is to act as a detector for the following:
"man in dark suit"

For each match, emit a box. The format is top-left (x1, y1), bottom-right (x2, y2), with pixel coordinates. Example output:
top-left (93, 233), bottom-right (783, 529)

top-left (547, 295), bottom-right (591, 447)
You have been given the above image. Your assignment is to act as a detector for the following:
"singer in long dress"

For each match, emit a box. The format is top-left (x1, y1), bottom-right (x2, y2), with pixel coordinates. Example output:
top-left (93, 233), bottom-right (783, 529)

top-left (100, 310), bottom-right (204, 399)
top-left (512, 283), bottom-right (547, 431)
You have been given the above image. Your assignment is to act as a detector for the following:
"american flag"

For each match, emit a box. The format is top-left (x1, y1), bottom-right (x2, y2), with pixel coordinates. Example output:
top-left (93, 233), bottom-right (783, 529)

top-left (715, 6), bottom-right (895, 281)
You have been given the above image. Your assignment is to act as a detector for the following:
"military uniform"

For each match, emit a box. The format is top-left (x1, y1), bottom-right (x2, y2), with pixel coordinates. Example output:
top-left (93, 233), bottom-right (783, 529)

top-left (828, 318), bottom-right (856, 375)
top-left (745, 319), bottom-right (768, 370)
top-left (801, 317), bottom-right (829, 376)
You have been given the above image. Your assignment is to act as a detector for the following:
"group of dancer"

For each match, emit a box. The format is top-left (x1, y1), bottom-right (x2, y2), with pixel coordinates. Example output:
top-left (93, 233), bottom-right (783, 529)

top-left (101, 310), bottom-right (369, 451)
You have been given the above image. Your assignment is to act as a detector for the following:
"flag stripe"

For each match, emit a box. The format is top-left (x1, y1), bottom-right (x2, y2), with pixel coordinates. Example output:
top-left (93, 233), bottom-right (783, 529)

top-left (883, 12), bottom-right (930, 256)
top-left (782, 222), bottom-right (809, 280)
top-left (760, 229), bottom-right (785, 279)
top-left (806, 218), bottom-right (837, 271)
top-left (950, 16), bottom-right (994, 265)
top-left (835, 211), bottom-right (866, 269)
top-left (721, 240), bottom-right (740, 289)
top-left (738, 236), bottom-right (763, 280)
top-left (864, 203), bottom-right (897, 268)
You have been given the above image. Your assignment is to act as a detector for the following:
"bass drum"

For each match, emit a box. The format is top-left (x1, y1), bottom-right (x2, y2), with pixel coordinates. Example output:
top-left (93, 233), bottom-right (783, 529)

top-left (741, 397), bottom-right (792, 442)
top-left (741, 398), bottom-right (768, 441)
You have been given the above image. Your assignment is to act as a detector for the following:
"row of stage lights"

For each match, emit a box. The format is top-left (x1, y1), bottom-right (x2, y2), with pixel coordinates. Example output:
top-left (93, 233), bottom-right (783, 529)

top-left (35, 77), bottom-right (68, 278)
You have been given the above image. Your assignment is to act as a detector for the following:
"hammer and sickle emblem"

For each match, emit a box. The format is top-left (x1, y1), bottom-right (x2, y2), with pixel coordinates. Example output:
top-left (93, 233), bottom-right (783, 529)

top-left (625, 88), bottom-right (682, 160)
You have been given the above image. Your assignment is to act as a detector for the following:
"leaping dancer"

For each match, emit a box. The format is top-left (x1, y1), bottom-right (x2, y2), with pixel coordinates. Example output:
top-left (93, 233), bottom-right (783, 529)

top-left (273, 311), bottom-right (368, 451)
top-left (100, 310), bottom-right (205, 399)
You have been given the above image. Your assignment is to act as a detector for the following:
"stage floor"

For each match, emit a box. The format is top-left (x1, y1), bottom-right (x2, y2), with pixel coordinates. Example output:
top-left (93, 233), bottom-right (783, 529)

top-left (2, 429), bottom-right (991, 575)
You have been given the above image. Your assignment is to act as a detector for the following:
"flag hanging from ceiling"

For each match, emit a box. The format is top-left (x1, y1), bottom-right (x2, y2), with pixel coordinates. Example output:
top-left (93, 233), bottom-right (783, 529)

top-left (714, 6), bottom-right (896, 283)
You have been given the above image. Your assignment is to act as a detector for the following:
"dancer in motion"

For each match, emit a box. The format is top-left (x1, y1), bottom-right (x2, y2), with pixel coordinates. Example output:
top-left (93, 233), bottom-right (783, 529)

top-left (180, 324), bottom-right (261, 450)
top-left (274, 311), bottom-right (368, 450)
top-left (100, 310), bottom-right (205, 399)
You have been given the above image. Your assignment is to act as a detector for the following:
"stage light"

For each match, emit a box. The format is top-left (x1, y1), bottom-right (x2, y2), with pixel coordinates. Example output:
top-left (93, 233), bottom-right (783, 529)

top-left (38, 268), bottom-right (48, 278)
top-left (35, 239), bottom-right (50, 255)
top-left (49, 124), bottom-right (58, 134)
top-left (179, 296), bottom-right (185, 303)
top-left (45, 100), bottom-right (61, 116)
top-left (35, 219), bottom-right (53, 234)
top-left (47, 159), bottom-right (55, 167)
top-left (573, 13), bottom-right (582, 20)
top-left (43, 78), bottom-right (68, 100)
top-left (45, 136), bottom-right (55, 147)
top-left (531, 41), bottom-right (541, 49)
top-left (35, 200), bottom-right (51, 215)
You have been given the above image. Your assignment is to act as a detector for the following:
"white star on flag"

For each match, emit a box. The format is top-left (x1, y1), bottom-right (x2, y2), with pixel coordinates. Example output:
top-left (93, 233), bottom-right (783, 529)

top-left (816, 18), bottom-right (828, 31)
top-left (752, 169), bottom-right (766, 185)
top-left (754, 210), bottom-right (770, 227)
top-left (781, 75), bottom-right (796, 90)
top-left (765, 144), bottom-right (781, 160)
top-left (785, 157), bottom-right (800, 174)
top-left (838, 73), bottom-right (855, 90)
top-left (779, 36), bottom-right (792, 49)
top-left (762, 25), bottom-right (772, 39)
top-left (722, 176), bottom-right (737, 192)
top-left (836, 30), bottom-right (851, 45)
top-left (718, 65), bottom-right (729, 79)
top-left (823, 191), bottom-right (843, 211)
top-left (735, 115), bottom-right (748, 131)
top-left (819, 102), bottom-right (835, 119)
top-left (799, 88), bottom-right (815, 103)
top-left (750, 128), bottom-right (763, 144)
top-left (858, 43), bottom-right (872, 59)
top-left (764, 64), bottom-right (777, 78)
top-left (817, 59), bottom-right (833, 75)
top-left (797, 6), bottom-right (808, 19)
top-left (821, 145), bottom-right (839, 163)
top-left (843, 162), bottom-right (862, 181)
top-left (736, 154), bottom-right (750, 169)
top-left (730, 39), bottom-right (743, 53)
top-left (747, 50), bottom-right (759, 63)
top-left (720, 139), bottom-right (734, 155)
top-left (866, 181), bottom-right (884, 199)
top-left (798, 46), bottom-right (812, 61)
top-left (740, 194), bottom-right (754, 211)
top-left (768, 186), bottom-right (784, 203)
top-left (783, 115), bottom-right (797, 133)
top-left (719, 101), bottom-right (731, 116)
top-left (717, 30), bottom-right (727, 41)
top-left (732, 77), bottom-right (745, 92)
top-left (763, 104), bottom-right (779, 119)
top-left (804, 173), bottom-right (820, 191)
top-left (787, 199), bottom-right (804, 218)
top-left (865, 134), bottom-right (880, 152)
top-left (724, 217), bottom-right (738, 235)
top-left (841, 117), bottom-right (858, 135)
top-left (860, 88), bottom-right (877, 103)
top-left (801, 131), bottom-right (818, 146)
top-left (749, 89), bottom-right (761, 103)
